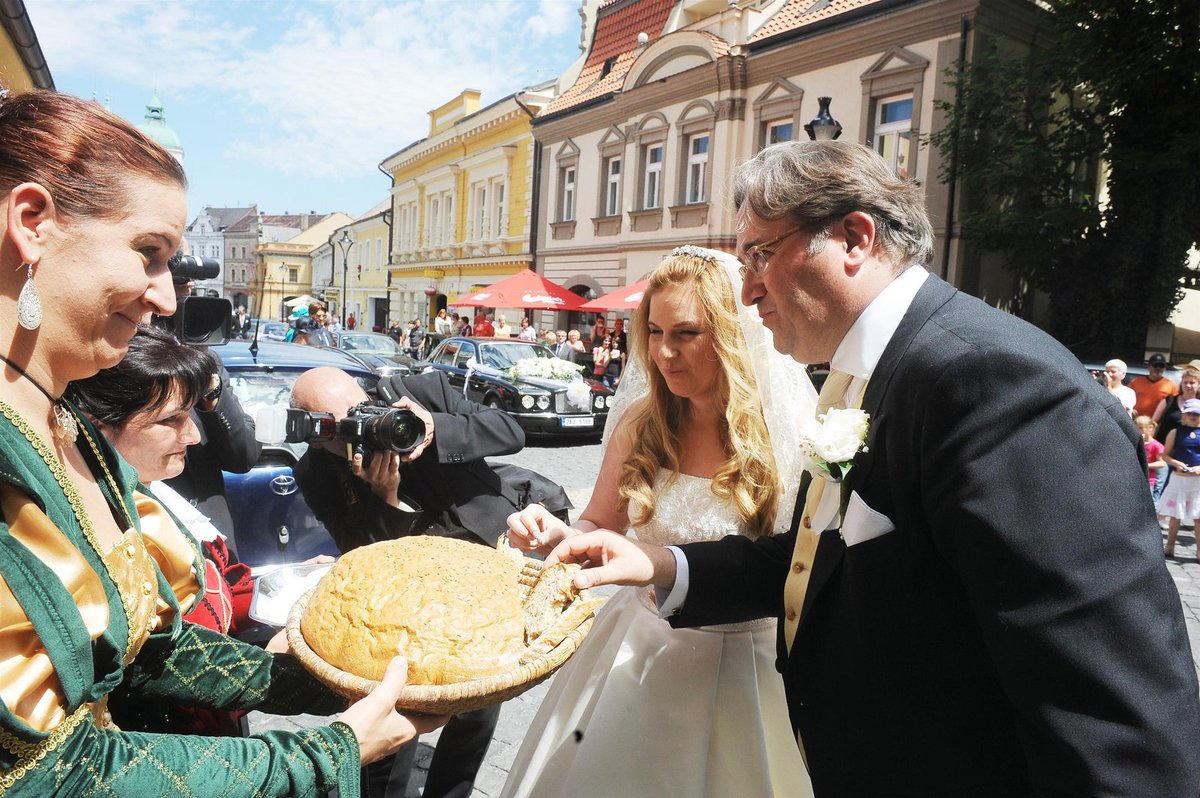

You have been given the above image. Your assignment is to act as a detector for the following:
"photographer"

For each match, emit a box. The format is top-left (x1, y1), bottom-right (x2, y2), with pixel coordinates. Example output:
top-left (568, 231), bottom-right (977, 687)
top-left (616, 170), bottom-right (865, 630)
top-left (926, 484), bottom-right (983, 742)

top-left (163, 245), bottom-right (262, 550)
top-left (289, 366), bottom-right (571, 798)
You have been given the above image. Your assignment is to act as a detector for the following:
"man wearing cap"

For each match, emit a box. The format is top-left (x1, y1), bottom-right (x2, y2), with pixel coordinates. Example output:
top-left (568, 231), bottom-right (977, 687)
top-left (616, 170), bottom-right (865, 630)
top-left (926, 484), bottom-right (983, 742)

top-left (1130, 353), bottom-right (1180, 417)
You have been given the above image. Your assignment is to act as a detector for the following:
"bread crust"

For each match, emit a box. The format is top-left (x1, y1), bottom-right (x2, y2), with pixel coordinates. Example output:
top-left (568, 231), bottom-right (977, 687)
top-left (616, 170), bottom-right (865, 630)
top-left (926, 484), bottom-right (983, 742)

top-left (303, 537), bottom-right (525, 684)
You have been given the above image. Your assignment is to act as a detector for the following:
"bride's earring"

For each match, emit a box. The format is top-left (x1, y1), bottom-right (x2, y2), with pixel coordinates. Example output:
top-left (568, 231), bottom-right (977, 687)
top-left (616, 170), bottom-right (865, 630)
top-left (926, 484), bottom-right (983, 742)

top-left (16, 263), bottom-right (42, 330)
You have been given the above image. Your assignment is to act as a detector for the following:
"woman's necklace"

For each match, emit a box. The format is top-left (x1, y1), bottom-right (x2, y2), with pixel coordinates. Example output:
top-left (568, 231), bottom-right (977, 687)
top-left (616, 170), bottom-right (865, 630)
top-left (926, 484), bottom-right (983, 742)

top-left (0, 353), bottom-right (78, 444)
top-left (0, 397), bottom-right (138, 656)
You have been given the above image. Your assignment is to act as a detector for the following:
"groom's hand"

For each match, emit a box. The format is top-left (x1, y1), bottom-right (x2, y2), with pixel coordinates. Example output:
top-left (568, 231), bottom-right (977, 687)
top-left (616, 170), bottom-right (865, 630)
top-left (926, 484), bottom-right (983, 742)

top-left (546, 531), bottom-right (677, 591)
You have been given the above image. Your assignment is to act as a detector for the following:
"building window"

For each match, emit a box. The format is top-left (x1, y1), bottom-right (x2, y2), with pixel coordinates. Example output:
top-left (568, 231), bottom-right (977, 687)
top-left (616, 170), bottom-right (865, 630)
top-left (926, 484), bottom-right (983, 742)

top-left (362, 240), bottom-right (371, 276)
top-left (559, 166), bottom-right (576, 222)
top-left (287, 267), bottom-right (297, 282)
top-left (685, 134), bottom-right (709, 205)
top-left (643, 144), bottom-right (663, 210)
top-left (443, 194), bottom-right (454, 243)
top-left (766, 120), bottom-right (793, 146)
top-left (474, 184), bottom-right (487, 240)
top-left (874, 96), bottom-right (913, 178)
top-left (376, 237), bottom-right (383, 270)
top-left (240, 246), bottom-right (247, 259)
top-left (603, 155), bottom-right (621, 217)
top-left (492, 182), bottom-right (505, 239)
top-left (429, 198), bottom-right (440, 245)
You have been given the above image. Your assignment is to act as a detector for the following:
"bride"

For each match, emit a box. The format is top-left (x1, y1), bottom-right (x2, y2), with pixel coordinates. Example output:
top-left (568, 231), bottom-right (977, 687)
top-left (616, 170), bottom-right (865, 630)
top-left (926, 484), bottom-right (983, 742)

top-left (503, 246), bottom-right (817, 797)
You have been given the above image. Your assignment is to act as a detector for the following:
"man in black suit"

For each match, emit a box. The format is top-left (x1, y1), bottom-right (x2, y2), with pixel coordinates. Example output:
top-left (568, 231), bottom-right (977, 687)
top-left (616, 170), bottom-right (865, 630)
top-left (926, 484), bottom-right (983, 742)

top-left (291, 366), bottom-right (568, 798)
top-left (549, 141), bottom-right (1200, 796)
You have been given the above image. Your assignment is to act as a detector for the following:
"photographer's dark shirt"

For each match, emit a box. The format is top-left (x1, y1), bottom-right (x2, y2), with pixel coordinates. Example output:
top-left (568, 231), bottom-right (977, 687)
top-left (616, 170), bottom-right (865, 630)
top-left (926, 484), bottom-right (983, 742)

top-left (294, 447), bottom-right (423, 553)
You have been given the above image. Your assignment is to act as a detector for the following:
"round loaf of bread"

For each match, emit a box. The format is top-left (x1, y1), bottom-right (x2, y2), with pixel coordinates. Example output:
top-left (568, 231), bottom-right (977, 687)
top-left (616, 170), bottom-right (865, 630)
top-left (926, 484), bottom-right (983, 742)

top-left (302, 537), bottom-right (525, 685)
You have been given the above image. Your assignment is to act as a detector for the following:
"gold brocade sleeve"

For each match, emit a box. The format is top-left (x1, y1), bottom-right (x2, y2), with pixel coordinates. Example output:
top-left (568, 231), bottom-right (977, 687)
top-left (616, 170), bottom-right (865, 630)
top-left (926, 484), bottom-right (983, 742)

top-left (0, 485), bottom-right (107, 733)
top-left (131, 492), bottom-right (202, 627)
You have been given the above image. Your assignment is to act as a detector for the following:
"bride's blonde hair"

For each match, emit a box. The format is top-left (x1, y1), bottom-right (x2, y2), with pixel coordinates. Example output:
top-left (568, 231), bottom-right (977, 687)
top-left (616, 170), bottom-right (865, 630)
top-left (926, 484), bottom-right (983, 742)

top-left (618, 252), bottom-right (779, 537)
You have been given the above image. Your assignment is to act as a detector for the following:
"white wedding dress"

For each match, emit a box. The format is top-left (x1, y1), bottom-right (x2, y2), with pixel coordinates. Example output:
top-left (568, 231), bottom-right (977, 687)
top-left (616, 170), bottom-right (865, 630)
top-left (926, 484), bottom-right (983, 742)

top-left (501, 471), bottom-right (813, 798)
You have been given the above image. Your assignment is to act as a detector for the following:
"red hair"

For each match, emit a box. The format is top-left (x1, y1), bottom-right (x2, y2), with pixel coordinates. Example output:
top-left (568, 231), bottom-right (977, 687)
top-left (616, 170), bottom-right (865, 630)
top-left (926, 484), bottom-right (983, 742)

top-left (0, 90), bottom-right (186, 220)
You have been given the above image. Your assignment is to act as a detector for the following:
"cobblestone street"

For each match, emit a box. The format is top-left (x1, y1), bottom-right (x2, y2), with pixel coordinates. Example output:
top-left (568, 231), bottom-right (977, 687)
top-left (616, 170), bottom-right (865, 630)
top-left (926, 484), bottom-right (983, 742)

top-left (250, 434), bottom-right (1200, 797)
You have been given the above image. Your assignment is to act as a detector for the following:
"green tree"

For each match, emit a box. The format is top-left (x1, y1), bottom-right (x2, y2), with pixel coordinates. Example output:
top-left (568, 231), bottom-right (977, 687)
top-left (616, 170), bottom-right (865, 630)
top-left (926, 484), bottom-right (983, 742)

top-left (931, 0), bottom-right (1200, 358)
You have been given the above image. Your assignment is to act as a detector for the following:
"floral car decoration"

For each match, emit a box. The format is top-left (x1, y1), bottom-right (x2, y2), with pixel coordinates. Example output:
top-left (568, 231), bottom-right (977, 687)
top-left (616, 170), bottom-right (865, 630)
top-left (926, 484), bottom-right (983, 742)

top-left (504, 358), bottom-right (591, 411)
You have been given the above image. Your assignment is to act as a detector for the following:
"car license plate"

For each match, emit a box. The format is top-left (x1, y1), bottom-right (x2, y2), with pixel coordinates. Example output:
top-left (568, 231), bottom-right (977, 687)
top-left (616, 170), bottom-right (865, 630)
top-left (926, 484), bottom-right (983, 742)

top-left (560, 416), bottom-right (594, 428)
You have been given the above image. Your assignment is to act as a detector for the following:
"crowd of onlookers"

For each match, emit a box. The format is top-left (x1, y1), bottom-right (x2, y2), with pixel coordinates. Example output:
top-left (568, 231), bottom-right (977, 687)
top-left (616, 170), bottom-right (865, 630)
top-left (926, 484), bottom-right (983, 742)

top-left (1104, 353), bottom-right (1200, 560)
top-left (258, 301), bottom-right (627, 385)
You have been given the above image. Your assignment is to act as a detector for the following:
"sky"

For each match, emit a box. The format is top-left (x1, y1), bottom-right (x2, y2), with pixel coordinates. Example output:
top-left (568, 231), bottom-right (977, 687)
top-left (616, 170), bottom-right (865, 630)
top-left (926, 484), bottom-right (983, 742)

top-left (26, 0), bottom-right (585, 222)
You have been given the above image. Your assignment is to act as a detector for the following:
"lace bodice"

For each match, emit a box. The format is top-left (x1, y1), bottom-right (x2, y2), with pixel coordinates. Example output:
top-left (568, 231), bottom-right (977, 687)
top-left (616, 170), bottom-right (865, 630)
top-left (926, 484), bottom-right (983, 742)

top-left (634, 471), bottom-right (798, 546)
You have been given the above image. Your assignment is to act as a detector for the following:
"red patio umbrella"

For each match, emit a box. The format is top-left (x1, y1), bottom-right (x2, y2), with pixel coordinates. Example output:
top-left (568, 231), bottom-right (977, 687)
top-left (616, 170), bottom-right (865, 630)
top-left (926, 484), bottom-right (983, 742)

top-left (579, 279), bottom-right (650, 311)
top-left (454, 269), bottom-right (587, 311)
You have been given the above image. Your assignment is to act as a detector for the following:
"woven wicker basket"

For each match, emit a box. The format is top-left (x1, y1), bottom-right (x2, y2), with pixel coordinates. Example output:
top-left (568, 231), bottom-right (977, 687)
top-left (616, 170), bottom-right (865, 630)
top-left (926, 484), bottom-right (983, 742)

top-left (286, 557), bottom-right (604, 715)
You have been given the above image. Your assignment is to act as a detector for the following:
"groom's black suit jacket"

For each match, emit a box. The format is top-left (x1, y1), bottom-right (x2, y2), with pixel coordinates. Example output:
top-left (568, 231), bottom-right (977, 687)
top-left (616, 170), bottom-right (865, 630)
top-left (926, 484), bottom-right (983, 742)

top-left (673, 275), bottom-right (1200, 797)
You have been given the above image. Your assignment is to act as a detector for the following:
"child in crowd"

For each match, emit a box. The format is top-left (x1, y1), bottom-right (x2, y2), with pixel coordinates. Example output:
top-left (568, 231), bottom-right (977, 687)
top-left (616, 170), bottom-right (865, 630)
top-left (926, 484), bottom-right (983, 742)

top-left (1137, 415), bottom-right (1166, 491)
top-left (1157, 399), bottom-right (1200, 559)
top-left (1137, 416), bottom-right (1167, 534)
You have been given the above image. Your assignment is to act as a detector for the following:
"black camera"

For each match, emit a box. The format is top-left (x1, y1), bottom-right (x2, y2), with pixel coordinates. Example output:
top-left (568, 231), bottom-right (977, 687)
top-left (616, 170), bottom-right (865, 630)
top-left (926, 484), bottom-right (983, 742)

top-left (282, 401), bottom-right (425, 457)
top-left (168, 252), bottom-right (220, 285)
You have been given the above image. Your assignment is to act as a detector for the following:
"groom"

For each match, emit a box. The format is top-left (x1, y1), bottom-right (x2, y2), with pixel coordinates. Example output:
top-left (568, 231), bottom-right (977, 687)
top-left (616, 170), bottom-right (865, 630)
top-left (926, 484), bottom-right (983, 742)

top-left (550, 142), bottom-right (1200, 796)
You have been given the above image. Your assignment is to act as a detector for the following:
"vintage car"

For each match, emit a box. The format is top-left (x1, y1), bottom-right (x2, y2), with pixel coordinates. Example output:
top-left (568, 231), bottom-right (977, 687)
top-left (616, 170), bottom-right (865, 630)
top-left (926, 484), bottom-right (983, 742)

top-left (323, 331), bottom-right (416, 378)
top-left (421, 336), bottom-right (612, 436)
top-left (215, 340), bottom-right (378, 570)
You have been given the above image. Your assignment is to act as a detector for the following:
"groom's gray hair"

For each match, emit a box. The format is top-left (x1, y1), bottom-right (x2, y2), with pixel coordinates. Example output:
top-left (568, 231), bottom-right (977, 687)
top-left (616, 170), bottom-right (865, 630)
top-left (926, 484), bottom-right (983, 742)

top-left (732, 141), bottom-right (934, 272)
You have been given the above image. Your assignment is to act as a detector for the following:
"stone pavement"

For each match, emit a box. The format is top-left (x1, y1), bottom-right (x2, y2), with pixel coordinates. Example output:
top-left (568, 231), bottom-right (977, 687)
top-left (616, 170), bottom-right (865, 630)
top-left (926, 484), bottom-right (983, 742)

top-left (249, 435), bottom-right (1200, 796)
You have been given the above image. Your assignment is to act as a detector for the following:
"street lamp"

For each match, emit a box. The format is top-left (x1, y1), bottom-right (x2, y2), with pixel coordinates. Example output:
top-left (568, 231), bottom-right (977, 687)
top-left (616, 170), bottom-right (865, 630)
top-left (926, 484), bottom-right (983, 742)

top-left (804, 96), bottom-right (843, 141)
top-left (277, 263), bottom-right (286, 321)
top-left (337, 229), bottom-right (355, 320)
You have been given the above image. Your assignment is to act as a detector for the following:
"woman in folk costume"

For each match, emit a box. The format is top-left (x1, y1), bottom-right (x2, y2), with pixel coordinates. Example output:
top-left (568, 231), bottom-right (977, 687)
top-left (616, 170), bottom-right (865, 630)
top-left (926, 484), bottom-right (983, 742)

top-left (0, 90), bottom-right (441, 796)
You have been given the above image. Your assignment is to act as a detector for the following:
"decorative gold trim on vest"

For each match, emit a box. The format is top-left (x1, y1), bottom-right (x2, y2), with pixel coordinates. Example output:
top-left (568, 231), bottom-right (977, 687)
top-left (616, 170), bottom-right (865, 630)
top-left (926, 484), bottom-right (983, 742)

top-left (0, 703), bottom-right (91, 795)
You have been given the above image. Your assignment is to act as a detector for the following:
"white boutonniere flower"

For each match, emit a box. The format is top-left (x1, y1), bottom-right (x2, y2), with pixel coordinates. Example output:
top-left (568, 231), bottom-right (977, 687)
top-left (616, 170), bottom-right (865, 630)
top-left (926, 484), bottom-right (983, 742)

top-left (800, 407), bottom-right (870, 482)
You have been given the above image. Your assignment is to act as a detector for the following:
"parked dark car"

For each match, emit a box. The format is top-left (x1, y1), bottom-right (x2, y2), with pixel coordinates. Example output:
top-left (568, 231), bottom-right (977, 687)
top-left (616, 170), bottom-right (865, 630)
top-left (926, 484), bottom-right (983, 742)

top-left (421, 336), bottom-right (613, 436)
top-left (215, 341), bottom-right (378, 570)
top-left (324, 331), bottom-right (416, 378)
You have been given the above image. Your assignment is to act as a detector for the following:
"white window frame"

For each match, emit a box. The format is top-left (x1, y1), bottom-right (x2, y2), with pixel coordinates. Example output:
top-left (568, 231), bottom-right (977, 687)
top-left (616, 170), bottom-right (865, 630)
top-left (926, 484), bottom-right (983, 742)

top-left (766, 119), bottom-right (794, 146)
top-left (685, 133), bottom-right (709, 205)
top-left (491, 181), bottom-right (505, 239)
top-left (560, 166), bottom-right (576, 223)
top-left (873, 95), bottom-right (914, 178)
top-left (643, 144), bottom-right (663, 210)
top-left (376, 236), bottom-right (383, 270)
top-left (604, 155), bottom-right (622, 217)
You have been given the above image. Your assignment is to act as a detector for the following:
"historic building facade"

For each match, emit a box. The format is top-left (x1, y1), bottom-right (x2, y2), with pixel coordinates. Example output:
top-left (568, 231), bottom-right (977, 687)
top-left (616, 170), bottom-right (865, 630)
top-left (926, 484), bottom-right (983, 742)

top-left (379, 86), bottom-right (562, 327)
top-left (531, 0), bottom-right (1044, 331)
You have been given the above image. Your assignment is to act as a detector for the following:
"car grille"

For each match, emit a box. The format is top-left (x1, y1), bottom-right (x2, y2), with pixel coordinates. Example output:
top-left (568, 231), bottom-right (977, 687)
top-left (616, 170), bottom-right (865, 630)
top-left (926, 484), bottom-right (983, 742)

top-left (554, 391), bottom-right (606, 414)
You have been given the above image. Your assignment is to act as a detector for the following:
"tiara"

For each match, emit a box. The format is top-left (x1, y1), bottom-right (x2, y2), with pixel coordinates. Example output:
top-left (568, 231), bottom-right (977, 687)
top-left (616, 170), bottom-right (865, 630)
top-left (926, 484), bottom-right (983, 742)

top-left (668, 245), bottom-right (720, 263)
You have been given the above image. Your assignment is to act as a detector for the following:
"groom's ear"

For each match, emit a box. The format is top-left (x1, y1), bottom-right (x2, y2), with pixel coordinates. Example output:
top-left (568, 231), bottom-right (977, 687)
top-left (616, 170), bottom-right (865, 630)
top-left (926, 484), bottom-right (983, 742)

top-left (837, 212), bottom-right (876, 275)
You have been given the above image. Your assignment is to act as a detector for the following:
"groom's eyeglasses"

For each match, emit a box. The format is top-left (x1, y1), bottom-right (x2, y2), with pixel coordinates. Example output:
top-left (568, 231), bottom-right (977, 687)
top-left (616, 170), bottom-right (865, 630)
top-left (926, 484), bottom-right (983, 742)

top-left (738, 227), bottom-right (804, 279)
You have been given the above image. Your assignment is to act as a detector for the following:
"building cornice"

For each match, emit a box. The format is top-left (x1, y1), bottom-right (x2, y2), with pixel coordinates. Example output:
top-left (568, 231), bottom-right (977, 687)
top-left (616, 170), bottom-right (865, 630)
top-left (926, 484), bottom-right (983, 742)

top-left (0, 0), bottom-right (54, 89)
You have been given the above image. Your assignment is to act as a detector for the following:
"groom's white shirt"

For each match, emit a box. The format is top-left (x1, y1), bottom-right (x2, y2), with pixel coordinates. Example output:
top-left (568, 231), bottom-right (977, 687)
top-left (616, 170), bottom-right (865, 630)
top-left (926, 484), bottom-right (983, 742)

top-left (657, 265), bottom-right (929, 617)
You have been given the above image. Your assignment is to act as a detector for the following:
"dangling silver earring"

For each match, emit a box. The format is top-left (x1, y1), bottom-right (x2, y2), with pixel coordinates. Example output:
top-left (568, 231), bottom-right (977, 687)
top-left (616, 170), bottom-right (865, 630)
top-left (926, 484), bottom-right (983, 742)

top-left (16, 263), bottom-right (42, 330)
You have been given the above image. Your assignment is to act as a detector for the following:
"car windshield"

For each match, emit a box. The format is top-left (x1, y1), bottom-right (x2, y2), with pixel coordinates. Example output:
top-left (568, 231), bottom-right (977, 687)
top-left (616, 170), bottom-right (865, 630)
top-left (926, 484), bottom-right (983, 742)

top-left (226, 368), bottom-right (378, 457)
top-left (479, 341), bottom-right (553, 370)
top-left (341, 334), bottom-right (399, 355)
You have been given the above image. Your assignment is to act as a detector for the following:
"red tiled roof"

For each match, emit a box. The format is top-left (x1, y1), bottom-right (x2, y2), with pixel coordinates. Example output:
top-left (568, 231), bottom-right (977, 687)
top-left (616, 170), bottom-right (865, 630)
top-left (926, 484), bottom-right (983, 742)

top-left (751, 0), bottom-right (885, 42)
top-left (544, 0), bottom-right (676, 116)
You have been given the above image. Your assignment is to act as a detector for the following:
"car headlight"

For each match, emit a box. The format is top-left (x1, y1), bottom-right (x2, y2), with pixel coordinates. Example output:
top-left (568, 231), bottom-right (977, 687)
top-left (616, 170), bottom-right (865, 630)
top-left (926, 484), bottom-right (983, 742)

top-left (520, 394), bottom-right (536, 409)
top-left (536, 396), bottom-right (551, 410)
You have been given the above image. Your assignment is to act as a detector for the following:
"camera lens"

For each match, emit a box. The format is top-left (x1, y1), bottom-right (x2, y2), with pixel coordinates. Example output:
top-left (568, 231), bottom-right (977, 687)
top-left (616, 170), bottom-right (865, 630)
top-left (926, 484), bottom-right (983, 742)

top-left (360, 408), bottom-right (425, 454)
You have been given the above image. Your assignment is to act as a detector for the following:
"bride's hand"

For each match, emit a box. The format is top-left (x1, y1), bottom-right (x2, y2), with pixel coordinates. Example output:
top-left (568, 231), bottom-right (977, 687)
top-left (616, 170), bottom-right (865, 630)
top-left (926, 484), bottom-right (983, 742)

top-left (507, 505), bottom-right (574, 555)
